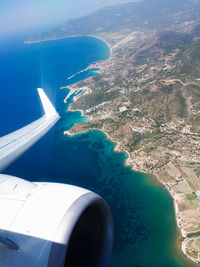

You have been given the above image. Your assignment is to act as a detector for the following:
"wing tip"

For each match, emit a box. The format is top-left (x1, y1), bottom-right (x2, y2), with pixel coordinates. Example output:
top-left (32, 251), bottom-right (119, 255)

top-left (37, 88), bottom-right (59, 118)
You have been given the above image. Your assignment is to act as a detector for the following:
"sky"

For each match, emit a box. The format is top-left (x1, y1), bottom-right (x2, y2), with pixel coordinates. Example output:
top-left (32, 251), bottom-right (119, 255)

top-left (0, 0), bottom-right (139, 36)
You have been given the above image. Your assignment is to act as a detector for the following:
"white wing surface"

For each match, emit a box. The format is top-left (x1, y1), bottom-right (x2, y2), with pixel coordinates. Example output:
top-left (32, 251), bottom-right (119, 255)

top-left (0, 89), bottom-right (113, 267)
top-left (0, 88), bottom-right (60, 172)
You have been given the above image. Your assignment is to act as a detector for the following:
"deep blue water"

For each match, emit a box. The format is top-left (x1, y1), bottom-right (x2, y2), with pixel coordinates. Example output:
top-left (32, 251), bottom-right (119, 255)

top-left (0, 35), bottom-right (196, 266)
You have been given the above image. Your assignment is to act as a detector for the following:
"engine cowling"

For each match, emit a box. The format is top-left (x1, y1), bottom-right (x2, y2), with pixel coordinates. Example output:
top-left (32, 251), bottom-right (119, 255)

top-left (0, 174), bottom-right (113, 267)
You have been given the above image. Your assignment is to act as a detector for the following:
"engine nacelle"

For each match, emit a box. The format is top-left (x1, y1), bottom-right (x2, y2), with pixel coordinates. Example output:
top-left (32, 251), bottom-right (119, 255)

top-left (0, 174), bottom-right (113, 267)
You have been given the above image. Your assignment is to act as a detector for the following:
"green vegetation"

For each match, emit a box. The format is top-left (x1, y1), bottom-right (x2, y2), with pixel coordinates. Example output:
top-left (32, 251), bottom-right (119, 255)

top-left (143, 128), bottom-right (161, 142)
top-left (71, 89), bottom-right (119, 110)
top-left (127, 127), bottom-right (163, 152)
top-left (85, 122), bottom-right (103, 129)
top-left (186, 194), bottom-right (197, 201)
top-left (186, 249), bottom-right (198, 259)
top-left (189, 162), bottom-right (198, 166)
top-left (187, 181), bottom-right (195, 191)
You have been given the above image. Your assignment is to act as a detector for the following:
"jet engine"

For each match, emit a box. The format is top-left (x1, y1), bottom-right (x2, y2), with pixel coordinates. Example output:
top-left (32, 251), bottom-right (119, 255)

top-left (0, 174), bottom-right (113, 267)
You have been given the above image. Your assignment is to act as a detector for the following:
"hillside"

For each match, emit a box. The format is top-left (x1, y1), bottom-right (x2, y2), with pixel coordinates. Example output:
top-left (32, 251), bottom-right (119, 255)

top-left (26, 0), bottom-right (200, 45)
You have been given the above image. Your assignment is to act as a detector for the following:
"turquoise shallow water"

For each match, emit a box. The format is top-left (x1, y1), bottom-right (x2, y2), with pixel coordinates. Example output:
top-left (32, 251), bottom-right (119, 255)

top-left (54, 129), bottom-right (197, 267)
top-left (1, 35), bottom-right (197, 266)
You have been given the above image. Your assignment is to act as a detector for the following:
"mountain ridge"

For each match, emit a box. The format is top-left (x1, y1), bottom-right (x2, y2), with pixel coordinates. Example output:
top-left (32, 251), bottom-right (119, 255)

top-left (26, 0), bottom-right (200, 45)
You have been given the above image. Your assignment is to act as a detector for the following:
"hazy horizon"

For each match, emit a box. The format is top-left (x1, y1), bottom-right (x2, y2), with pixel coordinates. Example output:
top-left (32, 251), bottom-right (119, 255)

top-left (0, 0), bottom-right (139, 36)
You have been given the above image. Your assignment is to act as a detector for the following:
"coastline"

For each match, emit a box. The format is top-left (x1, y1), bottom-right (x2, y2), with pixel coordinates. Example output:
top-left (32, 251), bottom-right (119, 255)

top-left (64, 106), bottom-right (199, 264)
top-left (63, 67), bottom-right (199, 266)
top-left (35, 33), bottom-right (200, 264)
top-left (24, 34), bottom-right (113, 56)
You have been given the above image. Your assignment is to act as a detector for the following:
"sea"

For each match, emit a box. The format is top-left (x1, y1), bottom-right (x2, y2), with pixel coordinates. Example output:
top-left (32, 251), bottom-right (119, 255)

top-left (0, 33), bottom-right (197, 267)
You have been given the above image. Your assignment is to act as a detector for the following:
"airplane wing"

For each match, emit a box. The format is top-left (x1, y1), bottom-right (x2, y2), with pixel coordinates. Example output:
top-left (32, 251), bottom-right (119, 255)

top-left (0, 88), bottom-right (60, 172)
top-left (0, 88), bottom-right (113, 267)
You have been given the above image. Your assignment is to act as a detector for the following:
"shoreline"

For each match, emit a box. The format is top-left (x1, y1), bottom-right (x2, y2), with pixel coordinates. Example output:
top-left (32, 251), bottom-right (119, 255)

top-left (24, 34), bottom-right (113, 56)
top-left (57, 33), bottom-right (199, 265)
top-left (64, 109), bottom-right (199, 264)
top-left (64, 83), bottom-right (199, 266)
